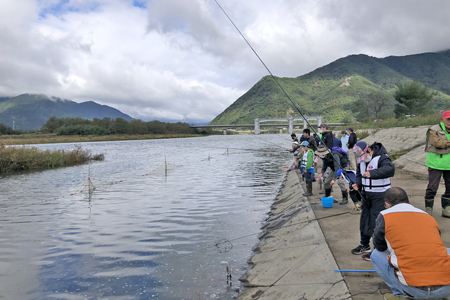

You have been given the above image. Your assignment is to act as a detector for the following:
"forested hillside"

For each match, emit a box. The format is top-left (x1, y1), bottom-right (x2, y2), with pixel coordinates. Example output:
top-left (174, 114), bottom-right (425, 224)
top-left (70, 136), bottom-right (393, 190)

top-left (210, 50), bottom-right (450, 124)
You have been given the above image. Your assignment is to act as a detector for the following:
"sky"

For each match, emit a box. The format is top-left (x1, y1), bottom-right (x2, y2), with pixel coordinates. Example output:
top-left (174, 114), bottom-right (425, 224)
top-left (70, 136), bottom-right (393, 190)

top-left (1, 0), bottom-right (450, 124)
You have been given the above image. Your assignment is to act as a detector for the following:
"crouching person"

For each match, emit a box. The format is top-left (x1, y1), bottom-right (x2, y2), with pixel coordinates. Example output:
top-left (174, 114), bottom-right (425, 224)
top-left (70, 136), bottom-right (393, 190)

top-left (334, 169), bottom-right (361, 210)
top-left (300, 141), bottom-right (314, 196)
top-left (371, 187), bottom-right (450, 300)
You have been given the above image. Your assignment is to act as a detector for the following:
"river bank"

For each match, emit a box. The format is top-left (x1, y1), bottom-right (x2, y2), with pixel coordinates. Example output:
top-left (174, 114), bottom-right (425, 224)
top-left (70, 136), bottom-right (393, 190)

top-left (237, 128), bottom-right (450, 299)
top-left (0, 133), bottom-right (204, 145)
top-left (237, 168), bottom-right (350, 300)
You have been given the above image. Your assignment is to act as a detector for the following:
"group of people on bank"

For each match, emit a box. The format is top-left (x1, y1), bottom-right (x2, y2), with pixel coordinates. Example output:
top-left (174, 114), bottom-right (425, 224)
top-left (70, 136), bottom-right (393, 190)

top-left (289, 111), bottom-right (450, 300)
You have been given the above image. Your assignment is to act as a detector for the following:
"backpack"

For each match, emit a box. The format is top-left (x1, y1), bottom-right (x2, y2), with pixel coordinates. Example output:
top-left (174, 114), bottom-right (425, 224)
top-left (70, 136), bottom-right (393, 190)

top-left (332, 147), bottom-right (348, 158)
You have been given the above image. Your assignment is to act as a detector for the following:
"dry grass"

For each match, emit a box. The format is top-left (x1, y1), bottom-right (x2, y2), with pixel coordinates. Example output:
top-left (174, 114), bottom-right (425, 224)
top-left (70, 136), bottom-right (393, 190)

top-left (0, 144), bottom-right (104, 173)
top-left (0, 133), bottom-right (202, 145)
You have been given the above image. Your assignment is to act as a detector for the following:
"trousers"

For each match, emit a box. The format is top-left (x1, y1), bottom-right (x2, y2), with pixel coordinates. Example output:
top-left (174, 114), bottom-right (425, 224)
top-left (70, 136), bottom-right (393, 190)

top-left (371, 249), bottom-right (450, 299)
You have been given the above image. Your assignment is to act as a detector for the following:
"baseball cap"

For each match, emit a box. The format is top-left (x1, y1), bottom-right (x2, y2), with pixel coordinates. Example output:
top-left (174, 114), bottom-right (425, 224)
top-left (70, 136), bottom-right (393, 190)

top-left (442, 111), bottom-right (450, 119)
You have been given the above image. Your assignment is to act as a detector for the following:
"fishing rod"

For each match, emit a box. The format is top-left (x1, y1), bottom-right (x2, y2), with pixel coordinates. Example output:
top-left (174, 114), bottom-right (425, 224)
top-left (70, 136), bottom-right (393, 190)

top-left (214, 0), bottom-right (365, 201)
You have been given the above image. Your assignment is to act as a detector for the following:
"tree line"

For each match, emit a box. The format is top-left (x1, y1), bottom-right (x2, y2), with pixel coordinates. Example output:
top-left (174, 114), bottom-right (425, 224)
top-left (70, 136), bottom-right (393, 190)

top-left (352, 80), bottom-right (443, 122)
top-left (40, 117), bottom-right (200, 136)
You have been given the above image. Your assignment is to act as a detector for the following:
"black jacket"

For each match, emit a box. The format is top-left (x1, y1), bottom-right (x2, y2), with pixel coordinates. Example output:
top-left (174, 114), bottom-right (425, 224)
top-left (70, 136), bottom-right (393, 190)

top-left (348, 132), bottom-right (357, 148)
top-left (356, 143), bottom-right (395, 188)
top-left (321, 131), bottom-right (334, 150)
top-left (321, 150), bottom-right (349, 174)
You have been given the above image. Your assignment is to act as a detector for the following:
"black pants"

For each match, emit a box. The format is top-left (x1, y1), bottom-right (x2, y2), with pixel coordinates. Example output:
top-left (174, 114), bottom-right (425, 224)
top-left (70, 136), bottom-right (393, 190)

top-left (360, 191), bottom-right (386, 246)
top-left (304, 172), bottom-right (313, 184)
top-left (425, 168), bottom-right (450, 200)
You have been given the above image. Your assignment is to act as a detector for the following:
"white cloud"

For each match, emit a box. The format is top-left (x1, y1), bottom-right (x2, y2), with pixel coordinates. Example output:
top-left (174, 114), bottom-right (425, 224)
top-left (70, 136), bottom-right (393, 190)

top-left (0, 0), bottom-right (449, 123)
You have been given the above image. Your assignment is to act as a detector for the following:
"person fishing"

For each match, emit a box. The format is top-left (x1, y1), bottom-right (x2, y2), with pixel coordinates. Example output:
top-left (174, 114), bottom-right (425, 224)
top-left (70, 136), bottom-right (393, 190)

top-left (316, 145), bottom-right (348, 203)
top-left (350, 141), bottom-right (395, 261)
top-left (299, 141), bottom-right (315, 196)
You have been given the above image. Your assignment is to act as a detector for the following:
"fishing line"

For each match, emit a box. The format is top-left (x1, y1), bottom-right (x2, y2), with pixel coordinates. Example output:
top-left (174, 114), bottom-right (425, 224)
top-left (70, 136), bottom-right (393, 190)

top-left (162, 210), bottom-right (350, 260)
top-left (214, 0), bottom-right (365, 200)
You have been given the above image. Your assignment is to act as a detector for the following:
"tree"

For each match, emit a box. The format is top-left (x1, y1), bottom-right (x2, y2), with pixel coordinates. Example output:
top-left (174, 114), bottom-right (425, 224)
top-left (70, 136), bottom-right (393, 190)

top-left (41, 116), bottom-right (64, 133)
top-left (352, 91), bottom-right (394, 122)
top-left (394, 81), bottom-right (437, 118)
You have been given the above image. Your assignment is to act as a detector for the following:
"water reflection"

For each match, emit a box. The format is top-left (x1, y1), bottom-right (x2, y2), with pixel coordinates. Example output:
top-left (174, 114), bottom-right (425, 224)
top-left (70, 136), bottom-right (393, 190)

top-left (0, 134), bottom-right (291, 299)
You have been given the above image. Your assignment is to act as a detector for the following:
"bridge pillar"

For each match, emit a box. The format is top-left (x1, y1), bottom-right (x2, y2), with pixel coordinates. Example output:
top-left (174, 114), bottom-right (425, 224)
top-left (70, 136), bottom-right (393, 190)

top-left (317, 116), bottom-right (322, 129)
top-left (279, 128), bottom-right (283, 134)
top-left (223, 129), bottom-right (227, 135)
top-left (303, 119), bottom-right (307, 130)
top-left (254, 118), bottom-right (260, 135)
top-left (288, 117), bottom-right (294, 135)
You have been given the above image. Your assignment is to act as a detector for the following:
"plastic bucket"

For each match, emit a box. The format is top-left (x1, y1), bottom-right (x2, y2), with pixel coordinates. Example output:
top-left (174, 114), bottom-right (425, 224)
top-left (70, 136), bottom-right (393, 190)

top-left (321, 197), bottom-right (334, 208)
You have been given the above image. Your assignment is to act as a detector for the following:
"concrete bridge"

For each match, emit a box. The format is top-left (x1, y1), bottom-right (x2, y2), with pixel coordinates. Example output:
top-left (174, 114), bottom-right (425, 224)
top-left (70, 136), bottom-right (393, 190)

top-left (190, 116), bottom-right (344, 135)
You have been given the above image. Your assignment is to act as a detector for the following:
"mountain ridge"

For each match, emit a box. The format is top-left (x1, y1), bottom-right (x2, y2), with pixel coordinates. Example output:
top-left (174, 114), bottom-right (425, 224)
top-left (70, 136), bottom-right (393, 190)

top-left (210, 50), bottom-right (450, 125)
top-left (0, 93), bottom-right (133, 130)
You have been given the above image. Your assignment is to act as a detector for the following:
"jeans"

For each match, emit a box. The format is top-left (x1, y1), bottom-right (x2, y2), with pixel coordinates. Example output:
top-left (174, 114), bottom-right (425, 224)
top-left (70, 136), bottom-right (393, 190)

top-left (371, 249), bottom-right (450, 299)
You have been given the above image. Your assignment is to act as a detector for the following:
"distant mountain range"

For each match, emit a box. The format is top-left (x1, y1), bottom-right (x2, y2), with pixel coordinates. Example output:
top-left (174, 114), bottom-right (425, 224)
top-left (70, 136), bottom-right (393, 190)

top-left (0, 94), bottom-right (133, 130)
top-left (210, 50), bottom-right (450, 125)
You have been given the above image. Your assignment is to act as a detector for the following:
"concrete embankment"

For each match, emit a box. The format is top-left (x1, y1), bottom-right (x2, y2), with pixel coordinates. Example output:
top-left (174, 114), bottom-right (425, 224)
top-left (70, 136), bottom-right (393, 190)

top-left (237, 125), bottom-right (449, 300)
top-left (237, 169), bottom-right (350, 300)
top-left (361, 126), bottom-right (429, 177)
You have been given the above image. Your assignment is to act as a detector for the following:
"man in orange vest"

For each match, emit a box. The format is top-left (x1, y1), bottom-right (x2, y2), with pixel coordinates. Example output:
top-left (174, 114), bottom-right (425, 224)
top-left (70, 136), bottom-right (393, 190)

top-left (371, 187), bottom-right (450, 300)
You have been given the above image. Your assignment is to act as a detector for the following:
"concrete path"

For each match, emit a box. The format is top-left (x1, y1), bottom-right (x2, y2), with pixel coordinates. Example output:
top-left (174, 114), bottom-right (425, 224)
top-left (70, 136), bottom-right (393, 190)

top-left (237, 165), bottom-right (450, 299)
top-left (309, 169), bottom-right (450, 300)
top-left (237, 169), bottom-right (351, 300)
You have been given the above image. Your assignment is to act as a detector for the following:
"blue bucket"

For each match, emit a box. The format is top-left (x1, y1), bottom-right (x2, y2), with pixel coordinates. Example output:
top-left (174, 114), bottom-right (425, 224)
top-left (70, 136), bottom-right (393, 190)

top-left (321, 197), bottom-right (334, 208)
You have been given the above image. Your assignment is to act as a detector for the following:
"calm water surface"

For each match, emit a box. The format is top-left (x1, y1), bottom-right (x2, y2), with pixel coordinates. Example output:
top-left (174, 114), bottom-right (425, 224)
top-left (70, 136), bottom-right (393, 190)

top-left (0, 134), bottom-right (291, 299)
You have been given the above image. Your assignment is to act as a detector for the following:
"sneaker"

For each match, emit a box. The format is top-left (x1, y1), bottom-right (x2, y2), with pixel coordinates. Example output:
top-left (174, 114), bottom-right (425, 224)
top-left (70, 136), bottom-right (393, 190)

top-left (362, 252), bottom-right (371, 261)
top-left (351, 244), bottom-right (371, 255)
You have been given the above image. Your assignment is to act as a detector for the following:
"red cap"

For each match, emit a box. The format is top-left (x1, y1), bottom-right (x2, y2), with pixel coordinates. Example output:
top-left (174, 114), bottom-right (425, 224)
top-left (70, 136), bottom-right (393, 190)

top-left (443, 111), bottom-right (450, 119)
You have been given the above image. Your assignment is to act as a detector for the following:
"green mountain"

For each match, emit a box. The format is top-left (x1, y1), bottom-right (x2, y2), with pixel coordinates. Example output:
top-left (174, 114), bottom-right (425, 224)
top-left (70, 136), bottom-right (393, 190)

top-left (210, 50), bottom-right (450, 124)
top-left (0, 94), bottom-right (133, 130)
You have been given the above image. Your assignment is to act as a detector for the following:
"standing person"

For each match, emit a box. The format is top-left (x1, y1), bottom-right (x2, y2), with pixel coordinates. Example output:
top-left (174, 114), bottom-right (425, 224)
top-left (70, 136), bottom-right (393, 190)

top-left (302, 129), bottom-right (317, 151)
top-left (316, 145), bottom-right (348, 203)
top-left (424, 110), bottom-right (450, 217)
top-left (333, 132), bottom-right (342, 148)
top-left (303, 128), bottom-right (318, 181)
top-left (351, 141), bottom-right (395, 261)
top-left (300, 141), bottom-right (315, 196)
top-left (371, 187), bottom-right (450, 300)
top-left (341, 131), bottom-right (349, 152)
top-left (319, 124), bottom-right (333, 150)
top-left (347, 128), bottom-right (358, 171)
top-left (291, 133), bottom-right (298, 143)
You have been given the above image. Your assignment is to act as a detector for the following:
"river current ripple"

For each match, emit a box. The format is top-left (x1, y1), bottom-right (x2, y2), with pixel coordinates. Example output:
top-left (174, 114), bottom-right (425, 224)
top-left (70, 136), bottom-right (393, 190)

top-left (0, 134), bottom-right (291, 299)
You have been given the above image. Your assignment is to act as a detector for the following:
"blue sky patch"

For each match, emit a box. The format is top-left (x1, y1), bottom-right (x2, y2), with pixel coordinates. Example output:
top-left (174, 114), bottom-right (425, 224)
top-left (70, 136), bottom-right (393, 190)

top-left (38, 0), bottom-right (101, 19)
top-left (132, 0), bottom-right (147, 9)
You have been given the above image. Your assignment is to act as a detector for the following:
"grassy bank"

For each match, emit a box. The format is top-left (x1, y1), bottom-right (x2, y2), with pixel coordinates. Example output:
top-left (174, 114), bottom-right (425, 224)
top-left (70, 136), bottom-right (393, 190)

top-left (0, 144), bottom-right (104, 173)
top-left (0, 133), bottom-right (204, 145)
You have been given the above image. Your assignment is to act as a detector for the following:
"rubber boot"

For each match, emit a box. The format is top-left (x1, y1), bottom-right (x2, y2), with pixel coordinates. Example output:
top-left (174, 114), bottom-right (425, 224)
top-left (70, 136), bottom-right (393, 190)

top-left (340, 190), bottom-right (348, 205)
top-left (425, 198), bottom-right (434, 216)
top-left (442, 196), bottom-right (450, 218)
top-left (303, 183), bottom-right (313, 196)
top-left (324, 188), bottom-right (332, 197)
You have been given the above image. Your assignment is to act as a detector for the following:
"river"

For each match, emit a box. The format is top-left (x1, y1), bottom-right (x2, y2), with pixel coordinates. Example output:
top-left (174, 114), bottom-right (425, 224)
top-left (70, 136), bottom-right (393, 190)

top-left (0, 134), bottom-right (291, 300)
